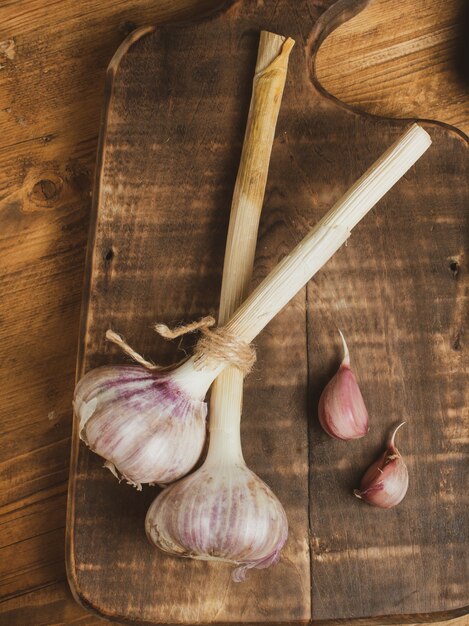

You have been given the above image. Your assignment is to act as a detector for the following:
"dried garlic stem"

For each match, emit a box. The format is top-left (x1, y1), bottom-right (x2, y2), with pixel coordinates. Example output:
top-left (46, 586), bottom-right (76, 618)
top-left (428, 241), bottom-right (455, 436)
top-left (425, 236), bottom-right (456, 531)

top-left (224, 124), bottom-right (432, 343)
top-left (208, 32), bottom-right (294, 461)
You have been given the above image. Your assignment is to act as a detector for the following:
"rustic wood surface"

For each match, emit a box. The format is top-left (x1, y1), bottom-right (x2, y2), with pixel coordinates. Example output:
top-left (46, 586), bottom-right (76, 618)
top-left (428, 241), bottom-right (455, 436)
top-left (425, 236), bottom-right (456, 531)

top-left (67, 0), bottom-right (468, 624)
top-left (0, 0), bottom-right (467, 624)
top-left (316, 0), bottom-right (469, 136)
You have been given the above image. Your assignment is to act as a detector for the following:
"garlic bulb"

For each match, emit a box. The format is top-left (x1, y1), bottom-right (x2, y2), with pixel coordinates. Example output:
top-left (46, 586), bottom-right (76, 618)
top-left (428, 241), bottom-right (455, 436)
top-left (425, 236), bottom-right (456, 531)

top-left (318, 330), bottom-right (369, 440)
top-left (74, 359), bottom-right (218, 488)
top-left (354, 422), bottom-right (409, 508)
top-left (145, 429), bottom-right (288, 581)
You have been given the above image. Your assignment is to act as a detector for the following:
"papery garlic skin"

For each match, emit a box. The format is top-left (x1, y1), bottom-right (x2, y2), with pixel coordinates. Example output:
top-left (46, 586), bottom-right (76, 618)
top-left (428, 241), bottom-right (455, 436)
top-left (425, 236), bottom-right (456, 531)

top-left (74, 364), bottom-right (211, 488)
top-left (354, 423), bottom-right (409, 508)
top-left (145, 459), bottom-right (288, 581)
top-left (318, 331), bottom-right (369, 440)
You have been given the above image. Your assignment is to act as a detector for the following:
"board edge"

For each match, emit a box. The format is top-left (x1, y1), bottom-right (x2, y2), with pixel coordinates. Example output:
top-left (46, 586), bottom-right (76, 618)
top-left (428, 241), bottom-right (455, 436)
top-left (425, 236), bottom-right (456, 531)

top-left (64, 25), bottom-right (156, 622)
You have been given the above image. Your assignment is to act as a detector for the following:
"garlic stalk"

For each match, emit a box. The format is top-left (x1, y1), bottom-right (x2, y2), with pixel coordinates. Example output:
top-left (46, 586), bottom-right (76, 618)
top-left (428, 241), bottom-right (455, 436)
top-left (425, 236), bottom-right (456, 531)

top-left (75, 123), bottom-right (431, 488)
top-left (318, 330), bottom-right (369, 440)
top-left (146, 31), bottom-right (293, 579)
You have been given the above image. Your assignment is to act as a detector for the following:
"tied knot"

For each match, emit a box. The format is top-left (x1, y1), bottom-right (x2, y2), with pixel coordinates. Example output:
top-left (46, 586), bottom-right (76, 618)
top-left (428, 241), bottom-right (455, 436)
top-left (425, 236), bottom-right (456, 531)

top-left (193, 325), bottom-right (256, 375)
top-left (105, 316), bottom-right (256, 376)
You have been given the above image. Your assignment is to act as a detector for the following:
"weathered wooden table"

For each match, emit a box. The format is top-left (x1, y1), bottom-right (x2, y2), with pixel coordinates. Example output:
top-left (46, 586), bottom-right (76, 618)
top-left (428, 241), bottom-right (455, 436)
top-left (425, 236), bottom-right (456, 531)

top-left (0, 0), bottom-right (467, 624)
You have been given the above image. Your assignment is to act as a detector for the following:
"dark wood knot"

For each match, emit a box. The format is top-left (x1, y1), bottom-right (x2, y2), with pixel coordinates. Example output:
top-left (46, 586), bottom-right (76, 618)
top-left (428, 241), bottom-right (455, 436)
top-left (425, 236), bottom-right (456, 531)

top-left (29, 172), bottom-right (63, 207)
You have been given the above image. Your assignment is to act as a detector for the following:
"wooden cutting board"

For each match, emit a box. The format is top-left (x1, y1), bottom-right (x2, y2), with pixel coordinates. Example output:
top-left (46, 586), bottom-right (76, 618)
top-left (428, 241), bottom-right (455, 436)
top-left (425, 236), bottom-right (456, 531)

top-left (66, 0), bottom-right (469, 623)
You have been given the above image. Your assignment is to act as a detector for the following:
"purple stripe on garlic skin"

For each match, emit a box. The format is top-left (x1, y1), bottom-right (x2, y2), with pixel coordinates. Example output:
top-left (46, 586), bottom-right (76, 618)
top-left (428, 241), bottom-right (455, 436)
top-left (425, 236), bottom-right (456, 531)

top-left (145, 457), bottom-right (288, 582)
top-left (73, 362), bottom-right (217, 488)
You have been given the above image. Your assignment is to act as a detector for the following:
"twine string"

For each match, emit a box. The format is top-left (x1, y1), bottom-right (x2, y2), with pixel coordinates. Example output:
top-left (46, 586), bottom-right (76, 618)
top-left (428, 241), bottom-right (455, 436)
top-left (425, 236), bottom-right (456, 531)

top-left (105, 329), bottom-right (161, 370)
top-left (154, 316), bottom-right (215, 339)
top-left (105, 316), bottom-right (256, 375)
top-left (193, 326), bottom-right (256, 375)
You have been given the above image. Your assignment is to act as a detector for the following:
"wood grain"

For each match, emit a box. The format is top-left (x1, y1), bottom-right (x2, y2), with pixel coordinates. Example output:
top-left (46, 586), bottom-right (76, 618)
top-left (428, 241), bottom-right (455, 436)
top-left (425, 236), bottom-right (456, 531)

top-left (67, 0), bottom-right (468, 624)
top-left (0, 0), bottom-right (467, 624)
top-left (315, 0), bottom-right (469, 136)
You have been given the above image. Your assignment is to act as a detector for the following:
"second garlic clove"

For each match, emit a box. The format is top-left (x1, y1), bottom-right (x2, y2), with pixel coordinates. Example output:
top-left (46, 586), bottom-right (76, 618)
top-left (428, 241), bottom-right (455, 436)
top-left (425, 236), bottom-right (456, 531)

top-left (354, 422), bottom-right (409, 508)
top-left (318, 330), bottom-right (369, 440)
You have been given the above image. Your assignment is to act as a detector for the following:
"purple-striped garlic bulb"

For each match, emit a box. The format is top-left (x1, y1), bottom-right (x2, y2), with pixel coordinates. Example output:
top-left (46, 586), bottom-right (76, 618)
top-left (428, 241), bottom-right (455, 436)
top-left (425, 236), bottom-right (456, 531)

top-left (145, 428), bottom-right (288, 582)
top-left (74, 358), bottom-right (220, 489)
top-left (318, 330), bottom-right (369, 440)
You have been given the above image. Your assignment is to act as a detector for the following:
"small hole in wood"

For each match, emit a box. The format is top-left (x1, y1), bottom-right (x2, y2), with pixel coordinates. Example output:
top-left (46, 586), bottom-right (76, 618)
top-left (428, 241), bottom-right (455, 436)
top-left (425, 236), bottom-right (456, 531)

top-left (452, 332), bottom-right (462, 352)
top-left (104, 248), bottom-right (114, 262)
top-left (449, 260), bottom-right (460, 278)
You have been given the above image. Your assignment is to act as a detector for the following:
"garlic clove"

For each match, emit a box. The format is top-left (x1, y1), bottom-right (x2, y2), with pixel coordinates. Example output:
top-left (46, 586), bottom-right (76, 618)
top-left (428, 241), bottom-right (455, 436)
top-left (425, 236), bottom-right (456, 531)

top-left (74, 364), bottom-right (210, 488)
top-left (145, 461), bottom-right (288, 581)
top-left (318, 330), bottom-right (369, 440)
top-left (354, 422), bottom-right (409, 508)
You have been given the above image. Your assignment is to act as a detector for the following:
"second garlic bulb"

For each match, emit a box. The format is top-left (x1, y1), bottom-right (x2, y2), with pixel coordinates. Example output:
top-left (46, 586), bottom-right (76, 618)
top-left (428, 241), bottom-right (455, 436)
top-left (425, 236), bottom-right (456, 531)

top-left (145, 453), bottom-right (288, 581)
